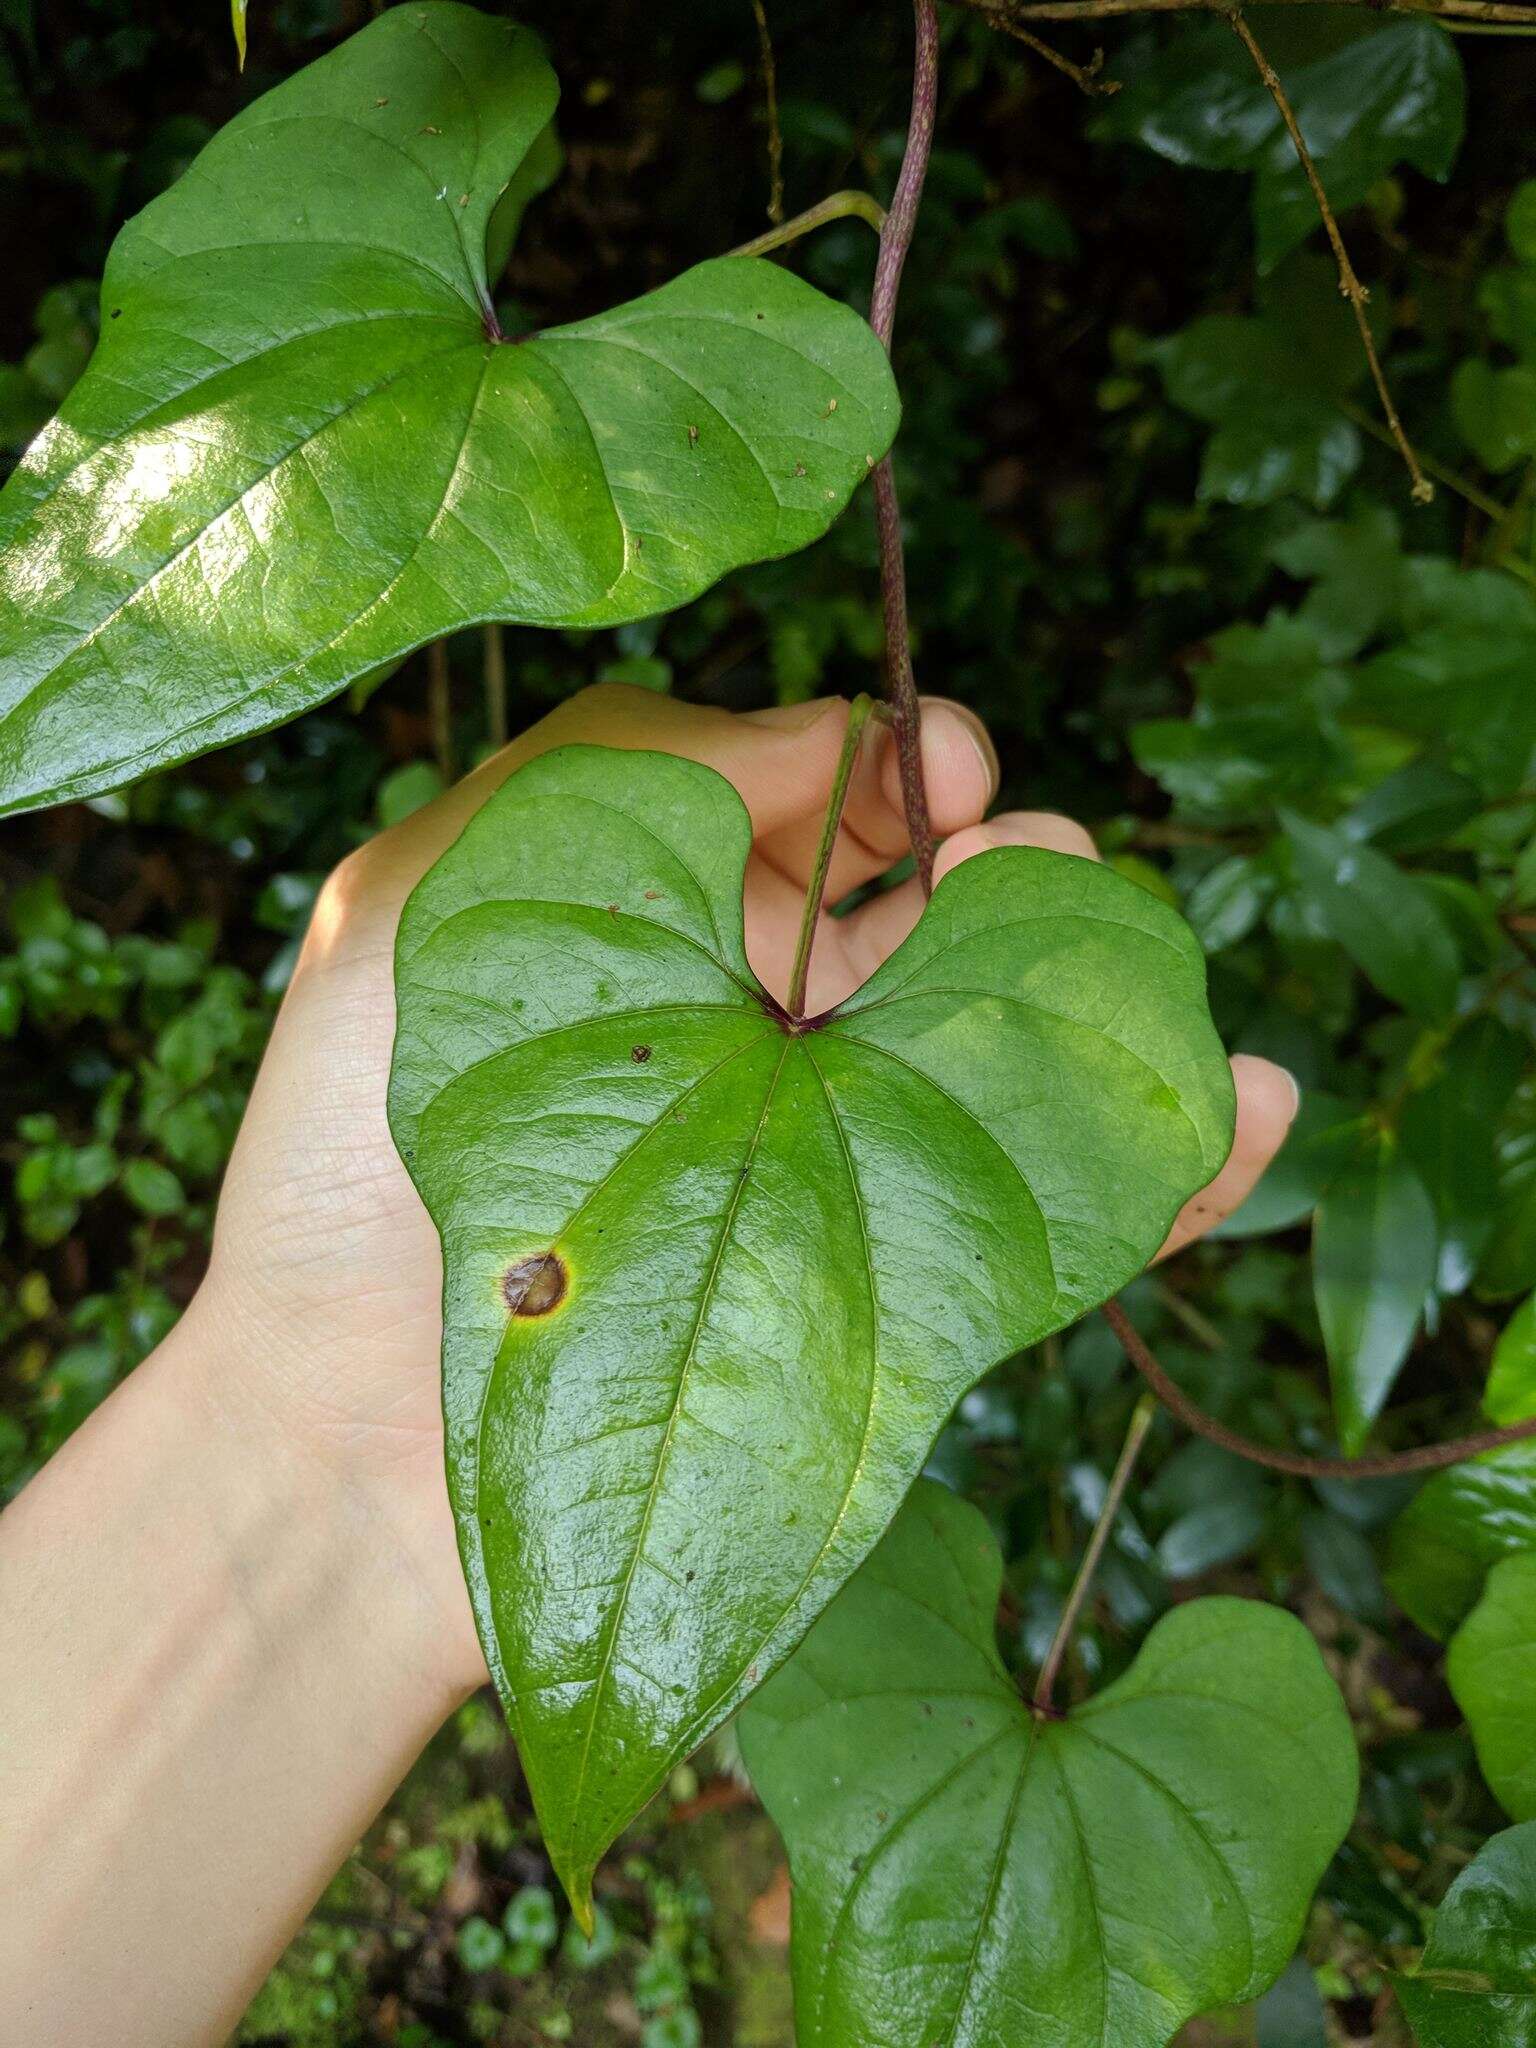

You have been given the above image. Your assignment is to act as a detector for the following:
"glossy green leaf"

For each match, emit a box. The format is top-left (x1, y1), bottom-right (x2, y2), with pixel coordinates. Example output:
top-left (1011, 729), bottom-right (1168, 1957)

top-left (1283, 811), bottom-right (1460, 1023)
top-left (1394, 1821), bottom-right (1536, 2045)
top-left (1488, 1295), bottom-right (1536, 1428)
top-left (1449, 1553), bottom-right (1536, 1824)
top-left (1386, 1441), bottom-right (1536, 1640)
top-left (739, 1480), bottom-right (1357, 2048)
top-left (388, 744), bottom-right (1235, 1919)
top-left (1102, 16), bottom-right (1463, 271)
top-left (0, 3), bottom-right (897, 817)
top-left (1313, 1129), bottom-right (1438, 1457)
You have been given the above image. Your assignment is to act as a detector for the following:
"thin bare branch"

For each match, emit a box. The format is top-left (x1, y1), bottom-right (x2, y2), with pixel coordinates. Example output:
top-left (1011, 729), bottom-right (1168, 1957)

top-left (968, 0), bottom-right (1121, 90)
top-left (1033, 1394), bottom-right (1156, 1713)
top-left (952, 0), bottom-right (1536, 25)
top-left (749, 0), bottom-right (786, 225)
top-left (1225, 8), bottom-right (1433, 505)
top-left (1103, 1299), bottom-right (1536, 1479)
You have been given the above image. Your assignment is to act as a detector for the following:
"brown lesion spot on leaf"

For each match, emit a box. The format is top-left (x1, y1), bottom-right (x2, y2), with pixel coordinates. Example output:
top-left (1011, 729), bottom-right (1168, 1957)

top-left (502, 1252), bottom-right (568, 1318)
top-left (631, 1044), bottom-right (652, 1063)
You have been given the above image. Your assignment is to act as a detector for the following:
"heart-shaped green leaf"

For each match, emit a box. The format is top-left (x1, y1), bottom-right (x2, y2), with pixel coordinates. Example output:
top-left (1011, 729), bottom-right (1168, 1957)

top-left (738, 1479), bottom-right (1358, 2048)
top-left (1449, 1551), bottom-right (1536, 1823)
top-left (388, 743), bottom-right (1235, 1915)
top-left (1394, 1821), bottom-right (1536, 2045)
top-left (0, 2), bottom-right (898, 816)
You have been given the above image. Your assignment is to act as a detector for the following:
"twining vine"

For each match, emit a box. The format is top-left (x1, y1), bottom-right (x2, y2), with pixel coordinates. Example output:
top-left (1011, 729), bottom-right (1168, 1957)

top-left (845, 0), bottom-right (1536, 1681)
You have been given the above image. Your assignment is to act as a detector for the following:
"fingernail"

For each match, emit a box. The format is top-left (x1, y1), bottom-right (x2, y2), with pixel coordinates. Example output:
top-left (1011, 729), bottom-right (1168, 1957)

top-left (919, 695), bottom-right (999, 801)
top-left (1279, 1067), bottom-right (1302, 1119)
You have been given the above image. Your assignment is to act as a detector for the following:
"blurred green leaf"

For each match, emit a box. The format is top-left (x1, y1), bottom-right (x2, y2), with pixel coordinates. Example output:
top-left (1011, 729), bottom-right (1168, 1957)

top-left (1256, 1954), bottom-right (1329, 2048)
top-left (1104, 17), bottom-right (1463, 271)
top-left (1386, 1440), bottom-right (1536, 1639)
top-left (1156, 314), bottom-right (1360, 507)
top-left (1283, 811), bottom-right (1460, 1022)
top-left (1449, 1552), bottom-right (1536, 1823)
top-left (1486, 1294), bottom-right (1536, 1427)
top-left (1314, 1129), bottom-right (1438, 1455)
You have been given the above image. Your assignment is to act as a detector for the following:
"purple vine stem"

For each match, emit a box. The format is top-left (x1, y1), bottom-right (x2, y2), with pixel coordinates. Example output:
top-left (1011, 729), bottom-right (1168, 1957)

top-left (871, 0), bottom-right (940, 897)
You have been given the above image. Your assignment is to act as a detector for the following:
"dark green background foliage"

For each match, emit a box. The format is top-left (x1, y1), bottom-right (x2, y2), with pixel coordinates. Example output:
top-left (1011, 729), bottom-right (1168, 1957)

top-left (4, 1), bottom-right (1536, 2041)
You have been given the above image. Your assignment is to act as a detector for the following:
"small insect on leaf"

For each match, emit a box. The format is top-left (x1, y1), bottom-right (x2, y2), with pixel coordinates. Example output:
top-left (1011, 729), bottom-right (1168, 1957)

top-left (687, 424), bottom-right (700, 446)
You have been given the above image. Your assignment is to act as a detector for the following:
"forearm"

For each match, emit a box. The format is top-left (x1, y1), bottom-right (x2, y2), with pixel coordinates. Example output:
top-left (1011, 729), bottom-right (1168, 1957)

top-left (0, 1292), bottom-right (474, 2048)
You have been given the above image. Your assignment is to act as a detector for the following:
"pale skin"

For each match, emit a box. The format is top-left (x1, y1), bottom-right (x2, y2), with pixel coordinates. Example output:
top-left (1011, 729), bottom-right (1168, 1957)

top-left (0, 684), bottom-right (1297, 2047)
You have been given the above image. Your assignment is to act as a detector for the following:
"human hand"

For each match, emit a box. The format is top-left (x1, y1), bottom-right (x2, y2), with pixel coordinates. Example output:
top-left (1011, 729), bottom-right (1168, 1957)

top-left (183, 684), bottom-right (1298, 1694)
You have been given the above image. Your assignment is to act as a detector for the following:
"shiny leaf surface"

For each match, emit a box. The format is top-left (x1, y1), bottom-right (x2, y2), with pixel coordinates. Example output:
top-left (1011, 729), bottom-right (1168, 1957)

top-left (388, 744), bottom-right (1235, 1918)
top-left (739, 1480), bottom-right (1358, 2048)
top-left (0, 3), bottom-right (898, 816)
top-left (1313, 1129), bottom-right (1439, 1457)
top-left (1449, 1552), bottom-right (1536, 1823)
top-left (1394, 1822), bottom-right (1536, 2045)
top-left (1386, 1440), bottom-right (1536, 1641)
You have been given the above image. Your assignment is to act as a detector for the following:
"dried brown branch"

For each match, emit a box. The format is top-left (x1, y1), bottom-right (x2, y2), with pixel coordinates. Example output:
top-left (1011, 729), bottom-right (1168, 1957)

top-left (968, 0), bottom-right (1121, 90)
top-left (1103, 1299), bottom-right (1536, 1479)
top-left (1225, 8), bottom-right (1433, 505)
top-left (749, 0), bottom-right (786, 225)
top-left (952, 0), bottom-right (1536, 25)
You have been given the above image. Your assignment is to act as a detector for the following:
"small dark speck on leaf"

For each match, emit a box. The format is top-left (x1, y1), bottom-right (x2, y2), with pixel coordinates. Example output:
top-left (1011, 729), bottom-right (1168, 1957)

top-left (109, 308), bottom-right (122, 320)
top-left (685, 1569), bottom-right (696, 1583)
top-left (756, 311), bottom-right (765, 320)
top-left (631, 1045), bottom-right (652, 1063)
top-left (606, 903), bottom-right (619, 917)
top-left (503, 1251), bottom-right (568, 1317)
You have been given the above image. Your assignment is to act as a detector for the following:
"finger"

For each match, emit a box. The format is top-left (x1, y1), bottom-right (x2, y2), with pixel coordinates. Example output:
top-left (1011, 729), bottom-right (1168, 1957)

top-left (754, 695), bottom-right (998, 898)
top-left (378, 684), bottom-right (859, 886)
top-left (833, 809), bottom-right (1100, 997)
top-left (1155, 1055), bottom-right (1300, 1261)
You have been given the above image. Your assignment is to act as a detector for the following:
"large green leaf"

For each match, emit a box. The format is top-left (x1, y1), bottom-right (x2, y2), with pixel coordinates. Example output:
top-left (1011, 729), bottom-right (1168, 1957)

top-left (739, 1480), bottom-right (1357, 2048)
top-left (0, 3), bottom-right (897, 816)
top-left (1385, 1441), bottom-right (1536, 1640)
top-left (1449, 1552), bottom-right (1536, 1824)
top-left (388, 744), bottom-right (1235, 1918)
top-left (1394, 1822), bottom-right (1536, 2045)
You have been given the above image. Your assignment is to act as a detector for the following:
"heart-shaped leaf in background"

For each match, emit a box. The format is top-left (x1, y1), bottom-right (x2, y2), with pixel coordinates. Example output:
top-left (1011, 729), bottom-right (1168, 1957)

top-left (1393, 1821), bottom-right (1536, 2045)
top-left (1449, 1551), bottom-right (1536, 1823)
top-left (0, 2), bottom-right (898, 816)
top-left (388, 742), bottom-right (1235, 1918)
top-left (738, 1479), bottom-right (1358, 2048)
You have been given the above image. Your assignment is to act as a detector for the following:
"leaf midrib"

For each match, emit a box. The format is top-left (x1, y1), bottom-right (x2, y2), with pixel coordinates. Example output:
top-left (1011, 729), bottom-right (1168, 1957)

top-left (560, 1033), bottom-right (795, 1845)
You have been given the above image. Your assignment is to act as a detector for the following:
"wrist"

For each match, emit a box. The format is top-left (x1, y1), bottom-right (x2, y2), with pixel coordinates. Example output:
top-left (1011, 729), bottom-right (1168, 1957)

top-left (158, 1282), bottom-right (487, 1712)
